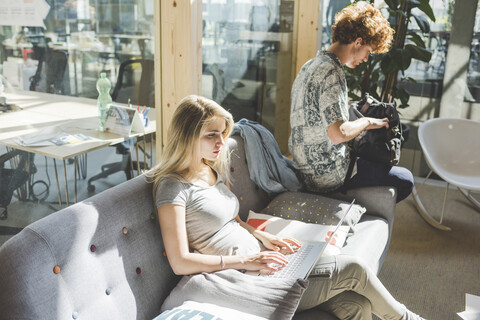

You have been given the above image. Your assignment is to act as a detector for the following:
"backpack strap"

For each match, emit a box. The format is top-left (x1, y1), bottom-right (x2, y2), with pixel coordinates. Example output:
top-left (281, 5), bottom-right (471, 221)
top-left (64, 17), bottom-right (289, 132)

top-left (340, 149), bottom-right (357, 193)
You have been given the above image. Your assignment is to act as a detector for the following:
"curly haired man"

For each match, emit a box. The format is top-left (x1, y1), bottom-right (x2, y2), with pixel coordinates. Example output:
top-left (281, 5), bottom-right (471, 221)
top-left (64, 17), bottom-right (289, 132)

top-left (289, 3), bottom-right (414, 202)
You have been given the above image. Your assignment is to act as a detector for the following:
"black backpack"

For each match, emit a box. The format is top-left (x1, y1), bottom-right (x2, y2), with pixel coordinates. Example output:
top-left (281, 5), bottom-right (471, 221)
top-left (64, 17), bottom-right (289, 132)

top-left (344, 94), bottom-right (403, 186)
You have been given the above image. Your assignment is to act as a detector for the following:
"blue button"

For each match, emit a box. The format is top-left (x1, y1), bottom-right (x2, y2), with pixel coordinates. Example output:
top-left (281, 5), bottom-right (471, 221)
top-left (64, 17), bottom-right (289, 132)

top-left (72, 311), bottom-right (78, 319)
top-left (106, 288), bottom-right (112, 295)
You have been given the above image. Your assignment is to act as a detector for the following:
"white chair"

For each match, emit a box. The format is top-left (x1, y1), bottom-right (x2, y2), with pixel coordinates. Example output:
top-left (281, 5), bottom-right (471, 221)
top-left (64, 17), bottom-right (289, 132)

top-left (412, 118), bottom-right (480, 231)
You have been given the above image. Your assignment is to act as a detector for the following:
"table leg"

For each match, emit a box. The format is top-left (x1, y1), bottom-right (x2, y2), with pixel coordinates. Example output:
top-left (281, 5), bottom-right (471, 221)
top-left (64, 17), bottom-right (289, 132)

top-left (53, 159), bottom-right (62, 209)
top-left (143, 138), bottom-right (147, 170)
top-left (135, 143), bottom-right (140, 176)
top-left (126, 151), bottom-right (132, 179)
top-left (63, 160), bottom-right (69, 207)
top-left (74, 157), bottom-right (77, 204)
top-left (81, 153), bottom-right (87, 179)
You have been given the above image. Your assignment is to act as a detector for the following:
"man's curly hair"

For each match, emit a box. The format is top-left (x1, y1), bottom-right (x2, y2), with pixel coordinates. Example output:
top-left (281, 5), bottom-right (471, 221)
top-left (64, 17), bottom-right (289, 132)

top-left (332, 3), bottom-right (394, 54)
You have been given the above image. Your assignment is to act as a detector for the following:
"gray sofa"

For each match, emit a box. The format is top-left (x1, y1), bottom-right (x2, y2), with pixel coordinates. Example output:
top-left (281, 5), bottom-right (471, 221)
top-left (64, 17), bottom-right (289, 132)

top-left (0, 136), bottom-right (397, 320)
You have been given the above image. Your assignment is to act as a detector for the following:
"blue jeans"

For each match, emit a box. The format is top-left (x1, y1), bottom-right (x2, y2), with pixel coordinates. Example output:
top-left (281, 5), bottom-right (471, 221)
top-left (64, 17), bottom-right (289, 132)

top-left (348, 158), bottom-right (414, 203)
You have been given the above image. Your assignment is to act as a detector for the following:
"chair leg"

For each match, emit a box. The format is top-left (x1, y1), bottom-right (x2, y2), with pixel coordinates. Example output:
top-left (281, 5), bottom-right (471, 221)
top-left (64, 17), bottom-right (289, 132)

top-left (411, 171), bottom-right (451, 231)
top-left (458, 188), bottom-right (480, 212)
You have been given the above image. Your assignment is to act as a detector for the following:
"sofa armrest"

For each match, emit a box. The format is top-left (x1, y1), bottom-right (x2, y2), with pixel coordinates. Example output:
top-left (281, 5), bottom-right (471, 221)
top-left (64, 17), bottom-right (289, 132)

top-left (328, 186), bottom-right (397, 227)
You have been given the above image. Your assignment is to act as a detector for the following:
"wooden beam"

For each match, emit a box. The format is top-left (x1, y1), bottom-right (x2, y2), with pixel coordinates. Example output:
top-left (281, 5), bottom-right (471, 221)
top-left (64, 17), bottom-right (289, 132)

top-left (153, 0), bottom-right (162, 162)
top-left (294, 0), bottom-right (320, 77)
top-left (155, 0), bottom-right (202, 158)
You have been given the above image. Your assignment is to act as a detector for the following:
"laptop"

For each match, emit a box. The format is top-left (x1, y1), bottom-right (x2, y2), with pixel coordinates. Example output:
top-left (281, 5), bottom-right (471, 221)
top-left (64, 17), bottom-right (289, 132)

top-left (246, 199), bottom-right (355, 280)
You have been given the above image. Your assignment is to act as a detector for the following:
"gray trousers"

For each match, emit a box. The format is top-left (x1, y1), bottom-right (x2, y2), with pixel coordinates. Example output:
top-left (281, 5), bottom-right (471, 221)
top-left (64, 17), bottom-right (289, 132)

top-left (297, 255), bottom-right (408, 320)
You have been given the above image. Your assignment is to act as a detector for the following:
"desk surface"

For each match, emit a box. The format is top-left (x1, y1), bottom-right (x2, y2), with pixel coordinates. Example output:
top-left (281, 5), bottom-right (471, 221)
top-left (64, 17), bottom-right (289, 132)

top-left (0, 90), bottom-right (155, 160)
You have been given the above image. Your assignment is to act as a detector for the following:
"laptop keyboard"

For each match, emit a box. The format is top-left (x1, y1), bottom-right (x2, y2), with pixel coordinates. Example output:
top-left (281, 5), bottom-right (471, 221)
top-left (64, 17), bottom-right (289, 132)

top-left (262, 243), bottom-right (315, 279)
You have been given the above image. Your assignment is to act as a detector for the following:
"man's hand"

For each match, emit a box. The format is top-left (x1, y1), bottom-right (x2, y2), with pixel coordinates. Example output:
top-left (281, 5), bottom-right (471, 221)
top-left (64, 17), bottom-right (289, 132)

top-left (366, 117), bottom-right (389, 130)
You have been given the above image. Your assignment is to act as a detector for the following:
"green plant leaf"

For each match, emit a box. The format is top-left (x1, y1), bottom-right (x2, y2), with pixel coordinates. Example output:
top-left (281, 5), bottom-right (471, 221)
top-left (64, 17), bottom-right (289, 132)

top-left (392, 9), bottom-right (408, 19)
top-left (406, 32), bottom-right (426, 48)
top-left (418, 0), bottom-right (436, 22)
top-left (413, 14), bottom-right (430, 33)
top-left (405, 44), bottom-right (432, 62)
top-left (396, 87), bottom-right (410, 106)
top-left (393, 48), bottom-right (413, 72)
top-left (371, 71), bottom-right (380, 84)
top-left (385, 0), bottom-right (399, 10)
top-left (380, 54), bottom-right (396, 74)
top-left (406, 0), bottom-right (421, 7)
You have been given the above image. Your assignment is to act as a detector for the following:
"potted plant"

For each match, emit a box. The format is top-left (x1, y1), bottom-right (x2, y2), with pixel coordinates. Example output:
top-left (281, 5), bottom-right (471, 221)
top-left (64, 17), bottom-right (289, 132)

top-left (344, 0), bottom-right (436, 111)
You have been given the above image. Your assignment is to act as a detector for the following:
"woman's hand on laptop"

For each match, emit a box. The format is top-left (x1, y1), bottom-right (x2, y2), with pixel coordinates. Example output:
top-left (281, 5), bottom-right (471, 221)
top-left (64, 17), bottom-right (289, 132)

top-left (243, 251), bottom-right (288, 274)
top-left (256, 231), bottom-right (302, 255)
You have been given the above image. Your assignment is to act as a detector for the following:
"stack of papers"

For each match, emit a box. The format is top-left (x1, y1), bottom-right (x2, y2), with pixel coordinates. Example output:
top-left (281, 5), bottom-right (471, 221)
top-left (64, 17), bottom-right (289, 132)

top-left (458, 294), bottom-right (480, 320)
top-left (15, 132), bottom-right (90, 147)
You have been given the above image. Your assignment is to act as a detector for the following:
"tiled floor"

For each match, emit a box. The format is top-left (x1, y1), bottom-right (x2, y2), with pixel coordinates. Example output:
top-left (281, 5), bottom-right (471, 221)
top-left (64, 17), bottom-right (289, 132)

top-left (0, 144), bottom-right (153, 246)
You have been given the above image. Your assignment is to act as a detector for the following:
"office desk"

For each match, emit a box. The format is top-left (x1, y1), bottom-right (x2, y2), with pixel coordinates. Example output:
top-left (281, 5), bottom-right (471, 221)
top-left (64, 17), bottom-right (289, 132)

top-left (0, 90), bottom-right (156, 207)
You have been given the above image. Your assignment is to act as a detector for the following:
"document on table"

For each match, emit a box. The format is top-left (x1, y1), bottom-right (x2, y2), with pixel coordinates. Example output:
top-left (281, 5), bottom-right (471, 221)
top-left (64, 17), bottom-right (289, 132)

top-left (14, 132), bottom-right (90, 147)
top-left (458, 294), bottom-right (480, 320)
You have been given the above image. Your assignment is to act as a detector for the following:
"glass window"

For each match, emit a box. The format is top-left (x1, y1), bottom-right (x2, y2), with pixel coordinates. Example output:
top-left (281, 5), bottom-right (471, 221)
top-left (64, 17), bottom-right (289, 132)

top-left (400, 0), bottom-right (451, 100)
top-left (0, 0), bottom-right (154, 103)
top-left (201, 0), bottom-right (295, 146)
top-left (0, 0), bottom-right (155, 243)
top-left (467, 1), bottom-right (480, 101)
top-left (321, 0), bottom-right (450, 101)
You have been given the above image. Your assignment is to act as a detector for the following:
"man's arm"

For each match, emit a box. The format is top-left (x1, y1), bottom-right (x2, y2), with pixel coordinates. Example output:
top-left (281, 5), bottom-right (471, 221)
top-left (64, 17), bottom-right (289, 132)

top-left (327, 117), bottom-right (389, 144)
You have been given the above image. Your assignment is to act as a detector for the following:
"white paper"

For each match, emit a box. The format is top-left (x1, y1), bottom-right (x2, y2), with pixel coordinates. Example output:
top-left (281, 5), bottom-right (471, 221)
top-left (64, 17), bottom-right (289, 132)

top-left (458, 294), bottom-right (480, 320)
top-left (466, 294), bottom-right (480, 311)
top-left (104, 104), bottom-right (137, 137)
top-left (14, 132), bottom-right (90, 147)
top-left (0, 0), bottom-right (50, 28)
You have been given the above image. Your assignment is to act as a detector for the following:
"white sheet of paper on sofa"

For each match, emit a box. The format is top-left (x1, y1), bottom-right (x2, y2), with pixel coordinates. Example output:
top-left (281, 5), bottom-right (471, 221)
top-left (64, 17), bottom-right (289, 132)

top-left (458, 294), bottom-right (480, 320)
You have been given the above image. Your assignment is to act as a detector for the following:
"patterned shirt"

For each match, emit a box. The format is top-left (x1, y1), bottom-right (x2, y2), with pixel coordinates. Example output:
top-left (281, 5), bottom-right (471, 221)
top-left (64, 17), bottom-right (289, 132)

top-left (288, 51), bottom-right (351, 193)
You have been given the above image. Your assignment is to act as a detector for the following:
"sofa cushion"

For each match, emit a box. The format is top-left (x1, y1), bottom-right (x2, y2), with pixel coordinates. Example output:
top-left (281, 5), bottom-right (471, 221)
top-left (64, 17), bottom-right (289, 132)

top-left (155, 301), bottom-right (267, 320)
top-left (341, 216), bottom-right (389, 275)
top-left (262, 191), bottom-right (366, 230)
top-left (228, 136), bottom-right (271, 221)
top-left (161, 269), bottom-right (307, 320)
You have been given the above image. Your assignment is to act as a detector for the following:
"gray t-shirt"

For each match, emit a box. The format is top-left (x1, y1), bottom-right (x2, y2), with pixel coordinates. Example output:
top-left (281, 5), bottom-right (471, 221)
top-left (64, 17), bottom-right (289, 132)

top-left (155, 173), bottom-right (261, 256)
top-left (288, 51), bottom-right (351, 193)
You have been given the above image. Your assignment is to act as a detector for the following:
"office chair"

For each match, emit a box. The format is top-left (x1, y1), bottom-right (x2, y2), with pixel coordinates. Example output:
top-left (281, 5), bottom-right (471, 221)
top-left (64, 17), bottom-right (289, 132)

top-left (29, 35), bottom-right (69, 94)
top-left (412, 118), bottom-right (480, 231)
top-left (111, 58), bottom-right (155, 107)
top-left (0, 150), bottom-right (36, 235)
top-left (87, 58), bottom-right (154, 192)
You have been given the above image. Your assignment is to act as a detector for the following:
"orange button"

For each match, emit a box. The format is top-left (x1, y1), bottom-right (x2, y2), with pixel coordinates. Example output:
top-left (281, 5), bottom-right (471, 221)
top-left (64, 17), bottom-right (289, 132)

top-left (53, 265), bottom-right (61, 274)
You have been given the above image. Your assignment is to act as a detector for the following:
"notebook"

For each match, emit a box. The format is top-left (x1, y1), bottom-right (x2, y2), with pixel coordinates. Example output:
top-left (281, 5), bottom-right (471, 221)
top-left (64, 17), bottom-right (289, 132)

top-left (247, 199), bottom-right (355, 280)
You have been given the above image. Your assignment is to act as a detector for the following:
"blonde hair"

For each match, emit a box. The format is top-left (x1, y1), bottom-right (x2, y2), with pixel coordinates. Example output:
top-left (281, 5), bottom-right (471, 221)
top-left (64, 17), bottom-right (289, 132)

top-left (147, 95), bottom-right (234, 197)
top-left (332, 3), bottom-right (393, 54)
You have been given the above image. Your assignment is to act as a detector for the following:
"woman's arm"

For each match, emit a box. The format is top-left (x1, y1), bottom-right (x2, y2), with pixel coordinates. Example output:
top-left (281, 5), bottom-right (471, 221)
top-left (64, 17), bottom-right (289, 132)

top-left (328, 117), bottom-right (389, 144)
top-left (235, 216), bottom-right (301, 254)
top-left (158, 204), bottom-right (289, 275)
